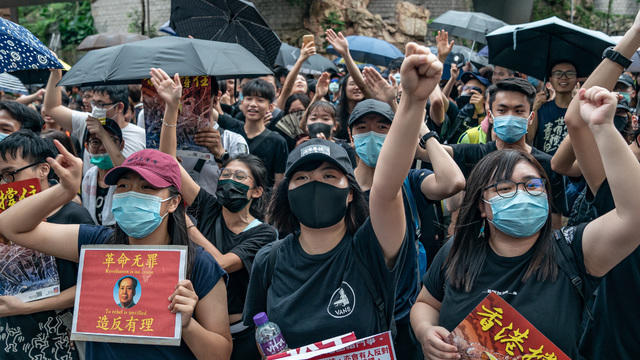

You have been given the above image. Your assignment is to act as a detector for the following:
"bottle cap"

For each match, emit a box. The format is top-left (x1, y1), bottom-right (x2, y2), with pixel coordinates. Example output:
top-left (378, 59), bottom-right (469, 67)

top-left (253, 312), bottom-right (269, 326)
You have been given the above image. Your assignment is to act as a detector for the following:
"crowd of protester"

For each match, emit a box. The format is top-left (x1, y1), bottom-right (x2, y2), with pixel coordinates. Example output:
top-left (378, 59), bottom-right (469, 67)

top-left (0, 12), bottom-right (639, 360)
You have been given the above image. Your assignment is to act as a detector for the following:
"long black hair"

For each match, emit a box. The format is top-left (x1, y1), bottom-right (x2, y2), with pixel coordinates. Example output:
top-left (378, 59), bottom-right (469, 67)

top-left (108, 186), bottom-right (196, 279)
top-left (267, 162), bottom-right (368, 235)
top-left (335, 74), bottom-right (356, 140)
top-left (446, 149), bottom-right (557, 292)
top-left (221, 154), bottom-right (269, 220)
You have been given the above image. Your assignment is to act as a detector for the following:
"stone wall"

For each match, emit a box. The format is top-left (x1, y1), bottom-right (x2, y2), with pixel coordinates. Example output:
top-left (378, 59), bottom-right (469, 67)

top-left (91, 0), bottom-right (171, 34)
top-left (593, 0), bottom-right (640, 16)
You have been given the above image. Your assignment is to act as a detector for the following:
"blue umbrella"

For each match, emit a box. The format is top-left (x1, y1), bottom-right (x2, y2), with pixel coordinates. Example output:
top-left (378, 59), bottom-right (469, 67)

top-left (0, 18), bottom-right (63, 73)
top-left (327, 35), bottom-right (403, 67)
top-left (275, 43), bottom-right (337, 75)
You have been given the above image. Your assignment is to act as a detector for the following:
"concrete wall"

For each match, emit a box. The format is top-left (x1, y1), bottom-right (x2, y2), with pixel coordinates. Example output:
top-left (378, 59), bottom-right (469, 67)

top-left (594, 0), bottom-right (640, 16)
top-left (367, 0), bottom-right (470, 22)
top-left (91, 0), bottom-right (171, 34)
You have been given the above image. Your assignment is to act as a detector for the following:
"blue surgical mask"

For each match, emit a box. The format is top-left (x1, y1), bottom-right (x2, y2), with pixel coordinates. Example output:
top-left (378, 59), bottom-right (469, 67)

top-left (393, 73), bottom-right (401, 85)
top-left (620, 92), bottom-right (631, 103)
top-left (111, 192), bottom-right (173, 239)
top-left (0, 132), bottom-right (8, 142)
top-left (492, 112), bottom-right (529, 143)
top-left (353, 131), bottom-right (386, 167)
top-left (484, 190), bottom-right (549, 238)
top-left (329, 80), bottom-right (340, 93)
top-left (90, 153), bottom-right (114, 170)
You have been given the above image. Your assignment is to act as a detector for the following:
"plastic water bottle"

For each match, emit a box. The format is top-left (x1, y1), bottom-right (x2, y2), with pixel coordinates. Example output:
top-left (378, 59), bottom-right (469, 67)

top-left (253, 312), bottom-right (288, 359)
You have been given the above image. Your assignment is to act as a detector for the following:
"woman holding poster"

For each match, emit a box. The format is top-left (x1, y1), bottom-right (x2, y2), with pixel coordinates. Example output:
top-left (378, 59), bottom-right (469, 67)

top-left (410, 86), bottom-right (640, 359)
top-left (0, 142), bottom-right (232, 360)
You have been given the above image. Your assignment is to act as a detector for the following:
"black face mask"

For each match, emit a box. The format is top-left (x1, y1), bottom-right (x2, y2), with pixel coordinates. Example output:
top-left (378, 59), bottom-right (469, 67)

top-left (614, 115), bottom-right (628, 133)
top-left (456, 94), bottom-right (471, 108)
top-left (288, 181), bottom-right (350, 229)
top-left (308, 123), bottom-right (332, 139)
top-left (216, 179), bottom-right (251, 212)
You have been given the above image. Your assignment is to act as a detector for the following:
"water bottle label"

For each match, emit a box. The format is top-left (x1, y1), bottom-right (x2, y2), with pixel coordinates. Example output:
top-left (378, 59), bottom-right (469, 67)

top-left (259, 334), bottom-right (287, 355)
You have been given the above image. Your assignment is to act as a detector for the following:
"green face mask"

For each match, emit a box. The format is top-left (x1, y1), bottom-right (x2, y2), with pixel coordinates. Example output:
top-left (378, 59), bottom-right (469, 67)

top-left (90, 153), bottom-right (114, 170)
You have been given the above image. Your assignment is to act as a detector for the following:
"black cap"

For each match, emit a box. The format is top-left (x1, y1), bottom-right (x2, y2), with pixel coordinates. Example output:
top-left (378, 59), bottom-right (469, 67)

top-left (83, 118), bottom-right (123, 143)
top-left (285, 138), bottom-right (354, 178)
top-left (461, 72), bottom-right (491, 87)
top-left (617, 74), bottom-right (634, 88)
top-left (348, 99), bottom-right (394, 127)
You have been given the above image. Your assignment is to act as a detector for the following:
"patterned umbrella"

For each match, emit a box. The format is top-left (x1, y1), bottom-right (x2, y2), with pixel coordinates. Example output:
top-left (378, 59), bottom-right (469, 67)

top-left (0, 17), bottom-right (63, 73)
top-left (0, 73), bottom-right (27, 94)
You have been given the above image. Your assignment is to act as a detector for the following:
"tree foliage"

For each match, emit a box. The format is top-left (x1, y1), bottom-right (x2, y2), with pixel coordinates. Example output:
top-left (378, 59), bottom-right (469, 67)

top-left (18, 1), bottom-right (96, 49)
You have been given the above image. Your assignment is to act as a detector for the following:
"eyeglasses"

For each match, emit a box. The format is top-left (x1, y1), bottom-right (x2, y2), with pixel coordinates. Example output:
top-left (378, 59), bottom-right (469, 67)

top-left (551, 71), bottom-right (577, 79)
top-left (90, 101), bottom-right (116, 108)
top-left (483, 178), bottom-right (546, 199)
top-left (220, 169), bottom-right (252, 182)
top-left (0, 161), bottom-right (44, 184)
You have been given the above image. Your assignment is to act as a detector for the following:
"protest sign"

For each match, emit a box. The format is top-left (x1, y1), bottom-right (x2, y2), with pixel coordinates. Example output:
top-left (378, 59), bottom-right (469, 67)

top-left (0, 179), bottom-right (60, 302)
top-left (447, 292), bottom-right (570, 360)
top-left (267, 331), bottom-right (396, 360)
top-left (142, 75), bottom-right (213, 160)
top-left (71, 245), bottom-right (187, 346)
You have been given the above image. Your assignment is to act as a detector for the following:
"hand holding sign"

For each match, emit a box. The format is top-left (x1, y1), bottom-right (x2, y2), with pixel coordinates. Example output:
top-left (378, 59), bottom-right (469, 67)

top-left (168, 280), bottom-right (198, 327)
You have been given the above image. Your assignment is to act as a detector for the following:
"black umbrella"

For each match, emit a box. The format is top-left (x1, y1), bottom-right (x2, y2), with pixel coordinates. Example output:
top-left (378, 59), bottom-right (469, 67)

top-left (170, 0), bottom-right (281, 67)
top-left (429, 10), bottom-right (507, 46)
top-left (275, 43), bottom-right (337, 75)
top-left (58, 36), bottom-right (272, 87)
top-left (486, 16), bottom-right (615, 80)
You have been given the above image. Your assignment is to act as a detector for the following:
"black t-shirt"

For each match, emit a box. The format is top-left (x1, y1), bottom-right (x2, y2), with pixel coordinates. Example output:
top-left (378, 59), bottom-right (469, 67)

top-left (0, 202), bottom-right (94, 360)
top-left (191, 188), bottom-right (277, 314)
top-left (424, 224), bottom-right (600, 359)
top-left (243, 219), bottom-right (407, 348)
top-left (77, 224), bottom-right (227, 360)
top-left (94, 185), bottom-right (109, 225)
top-left (578, 179), bottom-right (640, 360)
top-left (451, 141), bottom-right (566, 214)
top-left (218, 113), bottom-right (288, 186)
top-left (533, 101), bottom-right (567, 155)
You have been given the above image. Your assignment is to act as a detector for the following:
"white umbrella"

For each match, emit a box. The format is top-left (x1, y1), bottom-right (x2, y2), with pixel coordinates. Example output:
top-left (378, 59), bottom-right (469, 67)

top-left (0, 73), bottom-right (28, 95)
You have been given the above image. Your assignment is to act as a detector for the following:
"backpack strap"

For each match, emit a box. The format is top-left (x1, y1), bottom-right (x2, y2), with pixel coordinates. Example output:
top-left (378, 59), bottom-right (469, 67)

top-left (553, 229), bottom-right (594, 321)
top-left (352, 250), bottom-right (396, 337)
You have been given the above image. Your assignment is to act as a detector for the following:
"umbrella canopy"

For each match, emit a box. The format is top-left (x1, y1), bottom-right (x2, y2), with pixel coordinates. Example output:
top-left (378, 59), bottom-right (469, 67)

top-left (170, 0), bottom-right (281, 67)
top-left (275, 43), bottom-right (337, 75)
top-left (58, 36), bottom-right (272, 87)
top-left (327, 35), bottom-right (403, 67)
top-left (0, 17), bottom-right (63, 73)
top-left (429, 44), bottom-right (488, 68)
top-left (429, 11), bottom-right (507, 44)
top-left (0, 73), bottom-right (27, 94)
top-left (486, 16), bottom-right (615, 80)
top-left (77, 32), bottom-right (149, 51)
top-left (11, 59), bottom-right (72, 85)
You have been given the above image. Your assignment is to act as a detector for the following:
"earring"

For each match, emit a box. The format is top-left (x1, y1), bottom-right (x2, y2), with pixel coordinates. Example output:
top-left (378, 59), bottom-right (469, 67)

top-left (478, 219), bottom-right (486, 239)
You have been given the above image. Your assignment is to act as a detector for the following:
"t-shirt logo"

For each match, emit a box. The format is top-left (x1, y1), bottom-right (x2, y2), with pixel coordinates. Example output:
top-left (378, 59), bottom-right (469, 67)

top-left (327, 281), bottom-right (356, 318)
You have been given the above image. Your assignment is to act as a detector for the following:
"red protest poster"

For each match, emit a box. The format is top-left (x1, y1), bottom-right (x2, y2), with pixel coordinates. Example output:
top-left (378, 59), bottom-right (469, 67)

top-left (268, 333), bottom-right (358, 359)
top-left (142, 75), bottom-right (212, 160)
top-left (268, 331), bottom-right (396, 360)
top-left (71, 245), bottom-right (187, 345)
top-left (0, 178), bottom-right (39, 213)
top-left (448, 292), bottom-right (570, 360)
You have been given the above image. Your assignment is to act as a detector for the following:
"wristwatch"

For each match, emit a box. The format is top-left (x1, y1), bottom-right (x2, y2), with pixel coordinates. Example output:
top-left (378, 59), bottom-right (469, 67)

top-left (215, 151), bottom-right (229, 163)
top-left (602, 46), bottom-right (632, 69)
top-left (419, 131), bottom-right (440, 148)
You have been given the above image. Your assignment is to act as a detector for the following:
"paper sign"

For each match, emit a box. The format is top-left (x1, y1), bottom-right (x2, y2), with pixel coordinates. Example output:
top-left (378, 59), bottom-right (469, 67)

top-left (448, 292), bottom-right (571, 360)
top-left (142, 75), bottom-right (212, 160)
top-left (71, 245), bottom-right (187, 346)
top-left (0, 178), bottom-right (60, 302)
top-left (268, 331), bottom-right (396, 360)
top-left (268, 333), bottom-right (357, 359)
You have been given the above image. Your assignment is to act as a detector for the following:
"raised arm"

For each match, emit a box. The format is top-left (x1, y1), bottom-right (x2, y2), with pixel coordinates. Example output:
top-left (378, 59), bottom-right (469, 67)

top-left (435, 30), bottom-right (454, 64)
top-left (579, 87), bottom-right (640, 276)
top-left (42, 69), bottom-right (74, 131)
top-left (16, 89), bottom-right (45, 106)
top-left (0, 140), bottom-right (81, 261)
top-left (418, 126), bottom-right (465, 200)
top-left (276, 41), bottom-right (316, 110)
top-left (565, 12), bottom-right (640, 193)
top-left (550, 135), bottom-right (582, 177)
top-left (151, 68), bottom-right (201, 205)
top-left (371, 43), bottom-right (442, 265)
top-left (325, 29), bottom-right (374, 99)
top-left (362, 66), bottom-right (398, 111)
top-left (310, 72), bottom-right (330, 105)
top-left (86, 116), bottom-right (126, 166)
top-left (442, 64), bottom-right (459, 99)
